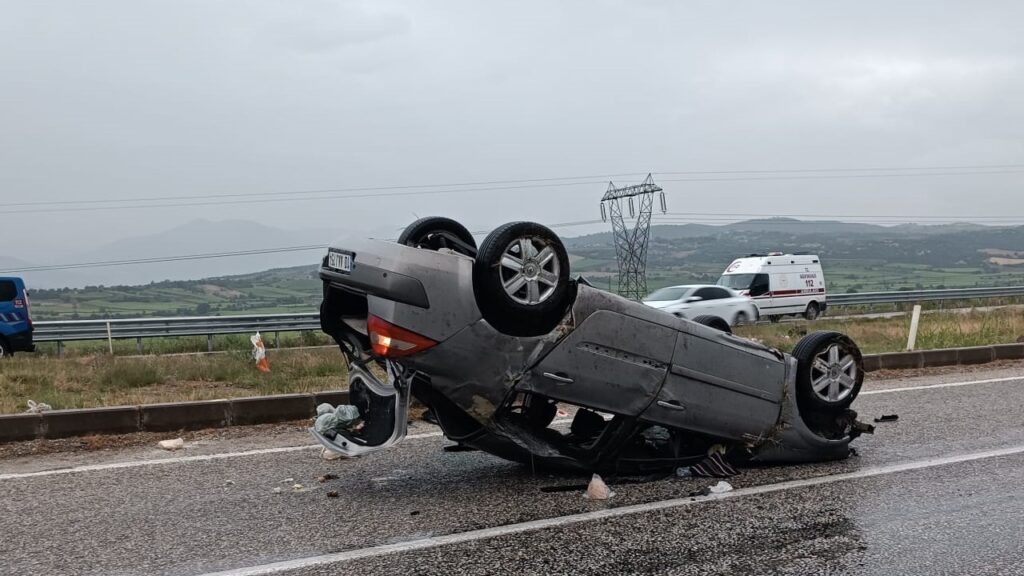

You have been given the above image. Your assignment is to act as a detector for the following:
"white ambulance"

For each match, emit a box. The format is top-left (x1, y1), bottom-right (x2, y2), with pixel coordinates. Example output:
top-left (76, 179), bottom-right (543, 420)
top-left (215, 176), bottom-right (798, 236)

top-left (716, 253), bottom-right (827, 321)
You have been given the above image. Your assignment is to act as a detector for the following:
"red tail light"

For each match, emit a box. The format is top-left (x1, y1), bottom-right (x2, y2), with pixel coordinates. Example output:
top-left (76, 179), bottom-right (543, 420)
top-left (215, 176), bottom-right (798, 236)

top-left (367, 315), bottom-right (437, 357)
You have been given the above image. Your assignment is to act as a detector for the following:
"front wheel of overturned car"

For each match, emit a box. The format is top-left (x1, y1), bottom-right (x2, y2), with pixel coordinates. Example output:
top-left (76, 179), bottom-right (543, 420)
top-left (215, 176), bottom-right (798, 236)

top-left (473, 221), bottom-right (571, 337)
top-left (792, 331), bottom-right (864, 413)
top-left (691, 315), bottom-right (732, 334)
top-left (397, 216), bottom-right (477, 257)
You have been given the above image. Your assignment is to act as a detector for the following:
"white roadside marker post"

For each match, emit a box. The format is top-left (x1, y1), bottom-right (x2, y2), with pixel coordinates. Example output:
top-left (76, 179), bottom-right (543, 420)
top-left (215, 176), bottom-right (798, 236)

top-left (906, 304), bottom-right (922, 351)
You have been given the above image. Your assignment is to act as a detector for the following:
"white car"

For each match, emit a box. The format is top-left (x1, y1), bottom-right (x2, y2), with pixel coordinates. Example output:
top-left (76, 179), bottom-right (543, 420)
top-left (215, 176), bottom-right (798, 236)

top-left (642, 284), bottom-right (759, 326)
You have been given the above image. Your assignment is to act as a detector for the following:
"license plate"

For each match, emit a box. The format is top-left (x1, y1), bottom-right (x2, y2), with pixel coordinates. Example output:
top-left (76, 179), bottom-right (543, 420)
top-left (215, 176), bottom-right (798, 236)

top-left (327, 251), bottom-right (353, 273)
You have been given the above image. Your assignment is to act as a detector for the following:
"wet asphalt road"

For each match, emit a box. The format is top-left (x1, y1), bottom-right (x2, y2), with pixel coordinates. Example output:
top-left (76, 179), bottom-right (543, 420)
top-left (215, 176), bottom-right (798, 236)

top-left (2, 365), bottom-right (1023, 576)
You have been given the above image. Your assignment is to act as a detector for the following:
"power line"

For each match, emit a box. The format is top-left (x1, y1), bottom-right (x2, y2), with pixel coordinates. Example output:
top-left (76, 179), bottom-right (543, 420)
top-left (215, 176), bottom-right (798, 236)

top-left (659, 211), bottom-right (1024, 219)
top-left (657, 169), bottom-right (1024, 184)
top-left (657, 163), bottom-right (1024, 175)
top-left (5, 164), bottom-right (1023, 216)
top-left (1, 245), bottom-right (326, 273)
top-left (0, 180), bottom-right (615, 215)
top-left (6, 173), bottom-right (650, 208)
top-left (0, 219), bottom-right (603, 274)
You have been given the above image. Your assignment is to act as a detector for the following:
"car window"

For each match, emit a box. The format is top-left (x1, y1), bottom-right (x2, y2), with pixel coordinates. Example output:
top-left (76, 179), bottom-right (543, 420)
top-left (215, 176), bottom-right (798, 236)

top-left (694, 287), bottom-right (727, 301)
top-left (0, 281), bottom-right (16, 302)
top-left (710, 287), bottom-right (732, 300)
top-left (749, 274), bottom-right (770, 297)
top-left (643, 287), bottom-right (690, 301)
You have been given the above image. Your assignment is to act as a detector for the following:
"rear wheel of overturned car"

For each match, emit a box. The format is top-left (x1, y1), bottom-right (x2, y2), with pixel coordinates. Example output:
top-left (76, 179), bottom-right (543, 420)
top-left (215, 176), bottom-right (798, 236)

top-left (473, 221), bottom-right (571, 337)
top-left (397, 216), bottom-right (477, 257)
top-left (804, 302), bottom-right (820, 321)
top-left (792, 331), bottom-right (863, 412)
top-left (691, 315), bottom-right (732, 334)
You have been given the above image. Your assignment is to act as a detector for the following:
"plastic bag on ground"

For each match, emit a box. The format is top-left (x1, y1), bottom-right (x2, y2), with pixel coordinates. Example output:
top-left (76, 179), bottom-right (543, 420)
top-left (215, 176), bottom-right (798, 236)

top-left (585, 474), bottom-right (615, 500)
top-left (158, 438), bottom-right (184, 451)
top-left (706, 481), bottom-right (733, 494)
top-left (25, 400), bottom-right (53, 414)
top-left (250, 332), bottom-right (270, 372)
top-left (314, 404), bottom-right (362, 437)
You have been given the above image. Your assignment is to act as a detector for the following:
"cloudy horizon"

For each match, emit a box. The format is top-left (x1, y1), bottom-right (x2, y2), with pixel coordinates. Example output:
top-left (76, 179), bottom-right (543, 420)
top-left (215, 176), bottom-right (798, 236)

top-left (3, 0), bottom-right (1023, 280)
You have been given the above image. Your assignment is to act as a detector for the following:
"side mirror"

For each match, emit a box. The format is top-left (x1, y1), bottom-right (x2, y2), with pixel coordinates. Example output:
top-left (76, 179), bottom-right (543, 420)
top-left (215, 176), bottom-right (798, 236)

top-left (685, 296), bottom-right (703, 303)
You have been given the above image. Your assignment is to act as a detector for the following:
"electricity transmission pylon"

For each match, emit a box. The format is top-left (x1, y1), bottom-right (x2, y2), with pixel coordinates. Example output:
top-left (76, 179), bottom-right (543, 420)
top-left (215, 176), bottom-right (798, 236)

top-left (599, 173), bottom-right (666, 300)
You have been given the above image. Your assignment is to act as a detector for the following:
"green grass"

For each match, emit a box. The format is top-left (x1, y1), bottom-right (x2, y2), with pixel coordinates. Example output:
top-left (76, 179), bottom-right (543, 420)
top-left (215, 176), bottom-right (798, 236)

top-left (5, 308), bottom-right (1024, 415)
top-left (0, 348), bottom-right (347, 414)
top-left (735, 308), bottom-right (1024, 354)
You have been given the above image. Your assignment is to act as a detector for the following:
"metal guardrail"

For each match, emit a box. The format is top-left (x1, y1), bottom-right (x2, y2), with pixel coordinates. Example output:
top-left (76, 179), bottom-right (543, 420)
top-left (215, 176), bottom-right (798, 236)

top-left (27, 285), bottom-right (1024, 354)
top-left (33, 313), bottom-right (320, 355)
top-left (828, 285), bottom-right (1024, 306)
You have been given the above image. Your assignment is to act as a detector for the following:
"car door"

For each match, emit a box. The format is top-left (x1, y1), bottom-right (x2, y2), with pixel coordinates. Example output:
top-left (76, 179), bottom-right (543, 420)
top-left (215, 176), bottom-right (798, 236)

top-left (747, 273), bottom-right (771, 316)
top-left (522, 309), bottom-right (676, 416)
top-left (640, 322), bottom-right (786, 441)
top-left (692, 287), bottom-right (732, 320)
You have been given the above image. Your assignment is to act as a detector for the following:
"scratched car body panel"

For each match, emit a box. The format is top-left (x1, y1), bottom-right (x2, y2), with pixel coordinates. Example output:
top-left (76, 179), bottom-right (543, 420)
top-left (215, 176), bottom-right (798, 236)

top-left (314, 218), bottom-right (868, 472)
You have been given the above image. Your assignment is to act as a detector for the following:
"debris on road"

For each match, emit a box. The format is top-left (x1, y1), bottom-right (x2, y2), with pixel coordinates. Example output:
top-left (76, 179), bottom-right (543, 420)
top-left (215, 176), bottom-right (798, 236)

top-left (319, 447), bottom-right (343, 461)
top-left (690, 452), bottom-right (739, 478)
top-left (585, 474), bottom-right (615, 500)
top-left (675, 467), bottom-right (693, 478)
top-left (874, 414), bottom-right (900, 423)
top-left (272, 487), bottom-right (282, 494)
top-left (443, 444), bottom-right (477, 452)
top-left (225, 480), bottom-right (235, 486)
top-left (157, 438), bottom-right (184, 451)
top-left (291, 483), bottom-right (304, 491)
top-left (25, 400), bottom-right (52, 414)
top-left (706, 481), bottom-right (733, 494)
top-left (327, 491), bottom-right (339, 498)
top-left (318, 474), bottom-right (338, 483)
top-left (282, 477), bottom-right (294, 483)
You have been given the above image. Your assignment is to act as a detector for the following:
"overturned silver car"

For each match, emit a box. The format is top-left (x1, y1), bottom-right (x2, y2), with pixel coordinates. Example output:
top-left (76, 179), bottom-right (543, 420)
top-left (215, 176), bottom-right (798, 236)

top-left (315, 218), bottom-right (869, 473)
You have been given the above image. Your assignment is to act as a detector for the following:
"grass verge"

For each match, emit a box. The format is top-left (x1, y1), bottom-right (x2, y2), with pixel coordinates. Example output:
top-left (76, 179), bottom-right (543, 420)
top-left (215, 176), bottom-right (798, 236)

top-left (4, 308), bottom-right (1023, 415)
top-left (735, 307), bottom-right (1024, 354)
top-left (0, 348), bottom-right (346, 414)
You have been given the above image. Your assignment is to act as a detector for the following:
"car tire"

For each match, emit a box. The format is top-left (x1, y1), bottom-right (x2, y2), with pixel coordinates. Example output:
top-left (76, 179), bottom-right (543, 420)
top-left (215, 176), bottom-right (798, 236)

top-left (691, 314), bottom-right (732, 334)
top-left (0, 338), bottom-right (9, 359)
top-left (473, 221), bottom-right (571, 337)
top-left (397, 216), bottom-right (477, 257)
top-left (792, 331), bottom-right (863, 413)
top-left (804, 302), bottom-right (820, 321)
top-left (734, 311), bottom-right (749, 326)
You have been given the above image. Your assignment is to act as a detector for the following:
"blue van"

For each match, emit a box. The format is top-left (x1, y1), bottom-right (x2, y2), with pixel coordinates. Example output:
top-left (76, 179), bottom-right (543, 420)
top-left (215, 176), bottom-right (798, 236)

top-left (0, 277), bottom-right (34, 357)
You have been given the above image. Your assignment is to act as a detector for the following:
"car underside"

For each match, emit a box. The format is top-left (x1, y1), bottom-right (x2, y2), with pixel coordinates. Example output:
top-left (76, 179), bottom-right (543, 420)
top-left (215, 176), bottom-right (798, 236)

top-left (313, 218), bottom-right (871, 473)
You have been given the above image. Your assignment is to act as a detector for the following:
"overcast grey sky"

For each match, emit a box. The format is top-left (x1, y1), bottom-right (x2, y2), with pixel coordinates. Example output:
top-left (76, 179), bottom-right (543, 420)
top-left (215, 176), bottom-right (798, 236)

top-left (2, 0), bottom-right (1023, 262)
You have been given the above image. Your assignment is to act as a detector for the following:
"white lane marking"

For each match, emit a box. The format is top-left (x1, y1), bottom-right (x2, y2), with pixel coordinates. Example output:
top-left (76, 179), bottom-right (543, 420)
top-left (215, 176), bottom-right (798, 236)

top-left (861, 375), bottom-right (1023, 395)
top-left (199, 444), bottom-right (1024, 576)
top-left (0, 419), bottom-right (572, 481)
top-left (2, 375), bottom-right (1020, 481)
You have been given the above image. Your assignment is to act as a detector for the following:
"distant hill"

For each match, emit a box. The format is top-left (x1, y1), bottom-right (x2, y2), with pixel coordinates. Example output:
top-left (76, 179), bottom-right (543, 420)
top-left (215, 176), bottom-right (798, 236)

top-left (23, 218), bottom-right (1024, 319)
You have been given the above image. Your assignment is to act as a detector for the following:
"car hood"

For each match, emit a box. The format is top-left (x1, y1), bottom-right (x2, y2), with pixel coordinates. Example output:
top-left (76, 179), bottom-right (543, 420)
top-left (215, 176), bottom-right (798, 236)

top-left (642, 300), bottom-right (677, 310)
